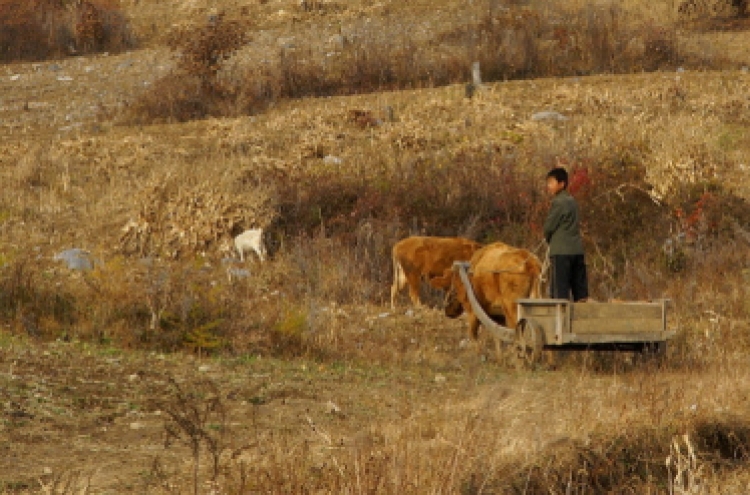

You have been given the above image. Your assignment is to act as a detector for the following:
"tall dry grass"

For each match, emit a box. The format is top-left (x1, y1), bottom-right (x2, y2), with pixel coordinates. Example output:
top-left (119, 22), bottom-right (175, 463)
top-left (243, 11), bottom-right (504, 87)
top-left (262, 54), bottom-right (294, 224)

top-left (2, 153), bottom-right (750, 494)
top-left (3, 2), bottom-right (750, 494)
top-left (129, 355), bottom-right (750, 494)
top-left (1, 123), bottom-right (748, 360)
top-left (7, 64), bottom-right (750, 357)
top-left (126, 0), bottom-right (704, 123)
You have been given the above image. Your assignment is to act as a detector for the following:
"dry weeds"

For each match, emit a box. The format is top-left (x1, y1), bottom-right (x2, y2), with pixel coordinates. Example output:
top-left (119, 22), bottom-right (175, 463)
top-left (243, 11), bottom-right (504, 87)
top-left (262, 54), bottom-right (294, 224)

top-left (1, 0), bottom-right (750, 492)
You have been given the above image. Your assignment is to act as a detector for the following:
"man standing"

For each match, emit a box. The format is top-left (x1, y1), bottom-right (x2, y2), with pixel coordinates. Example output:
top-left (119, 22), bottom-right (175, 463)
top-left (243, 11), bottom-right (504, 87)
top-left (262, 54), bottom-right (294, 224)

top-left (544, 168), bottom-right (589, 302)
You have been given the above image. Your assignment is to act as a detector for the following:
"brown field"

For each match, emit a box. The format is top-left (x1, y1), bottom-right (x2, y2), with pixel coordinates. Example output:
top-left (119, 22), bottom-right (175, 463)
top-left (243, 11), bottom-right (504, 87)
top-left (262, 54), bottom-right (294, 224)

top-left (3, 0), bottom-right (750, 493)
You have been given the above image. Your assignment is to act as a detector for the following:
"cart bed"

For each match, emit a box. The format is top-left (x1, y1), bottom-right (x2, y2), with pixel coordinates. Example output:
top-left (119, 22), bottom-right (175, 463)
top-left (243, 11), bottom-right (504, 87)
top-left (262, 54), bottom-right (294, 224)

top-left (517, 299), bottom-right (674, 346)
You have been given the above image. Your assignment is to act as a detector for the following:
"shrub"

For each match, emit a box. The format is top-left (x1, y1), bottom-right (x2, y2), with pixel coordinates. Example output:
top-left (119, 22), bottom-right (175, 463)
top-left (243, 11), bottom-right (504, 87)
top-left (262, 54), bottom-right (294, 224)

top-left (679, 0), bottom-right (749, 20)
top-left (0, 0), bottom-right (135, 62)
top-left (271, 149), bottom-right (546, 247)
top-left (127, 14), bottom-right (254, 123)
top-left (0, 257), bottom-right (77, 338)
top-left (128, 1), bottom-right (689, 124)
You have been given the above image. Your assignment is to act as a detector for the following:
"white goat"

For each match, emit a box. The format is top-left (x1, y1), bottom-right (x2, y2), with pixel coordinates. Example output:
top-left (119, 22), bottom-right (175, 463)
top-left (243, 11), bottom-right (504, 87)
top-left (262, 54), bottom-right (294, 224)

top-left (234, 228), bottom-right (266, 262)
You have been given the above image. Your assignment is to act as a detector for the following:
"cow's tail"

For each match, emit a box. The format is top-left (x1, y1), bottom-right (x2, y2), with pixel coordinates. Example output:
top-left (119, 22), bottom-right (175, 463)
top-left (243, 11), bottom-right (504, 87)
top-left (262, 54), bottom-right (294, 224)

top-left (528, 255), bottom-right (543, 299)
top-left (390, 253), bottom-right (406, 309)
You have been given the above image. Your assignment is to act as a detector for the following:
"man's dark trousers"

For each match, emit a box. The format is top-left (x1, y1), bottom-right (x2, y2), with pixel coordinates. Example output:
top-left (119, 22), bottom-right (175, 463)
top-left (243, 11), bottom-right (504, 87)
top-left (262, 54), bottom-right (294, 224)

top-left (549, 255), bottom-right (588, 301)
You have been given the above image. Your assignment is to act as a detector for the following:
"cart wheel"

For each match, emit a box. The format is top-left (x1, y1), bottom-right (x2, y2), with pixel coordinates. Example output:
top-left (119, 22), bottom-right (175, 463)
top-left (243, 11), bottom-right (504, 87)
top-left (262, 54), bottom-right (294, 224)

top-left (514, 319), bottom-right (544, 368)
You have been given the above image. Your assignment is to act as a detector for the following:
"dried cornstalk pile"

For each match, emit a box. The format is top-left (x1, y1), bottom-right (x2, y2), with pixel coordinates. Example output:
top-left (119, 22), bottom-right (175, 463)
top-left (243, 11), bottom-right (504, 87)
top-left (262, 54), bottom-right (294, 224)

top-left (119, 174), bottom-right (277, 258)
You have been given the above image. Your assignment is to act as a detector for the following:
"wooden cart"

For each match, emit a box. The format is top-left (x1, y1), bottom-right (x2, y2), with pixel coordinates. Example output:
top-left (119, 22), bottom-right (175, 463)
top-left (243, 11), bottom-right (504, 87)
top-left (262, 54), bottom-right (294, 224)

top-left (453, 262), bottom-right (676, 366)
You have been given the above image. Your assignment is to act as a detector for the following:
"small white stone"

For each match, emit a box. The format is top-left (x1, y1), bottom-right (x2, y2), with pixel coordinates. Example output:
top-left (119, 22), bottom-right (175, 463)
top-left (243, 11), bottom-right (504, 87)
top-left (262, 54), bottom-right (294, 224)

top-left (127, 374), bottom-right (139, 382)
top-left (323, 155), bottom-right (343, 165)
top-left (326, 401), bottom-right (341, 415)
top-left (531, 111), bottom-right (568, 122)
top-left (198, 365), bottom-right (211, 373)
top-left (129, 422), bottom-right (145, 430)
top-left (434, 374), bottom-right (446, 383)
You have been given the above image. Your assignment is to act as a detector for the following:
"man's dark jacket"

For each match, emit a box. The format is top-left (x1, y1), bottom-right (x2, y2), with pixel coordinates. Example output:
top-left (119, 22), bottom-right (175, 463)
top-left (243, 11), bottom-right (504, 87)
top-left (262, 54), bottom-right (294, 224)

top-left (543, 190), bottom-right (584, 255)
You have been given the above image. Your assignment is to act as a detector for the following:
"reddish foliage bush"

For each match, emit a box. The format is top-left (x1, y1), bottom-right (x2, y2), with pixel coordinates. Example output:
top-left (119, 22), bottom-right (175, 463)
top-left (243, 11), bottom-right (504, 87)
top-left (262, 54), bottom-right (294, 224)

top-left (0, 0), bottom-right (135, 62)
top-left (568, 167), bottom-right (593, 197)
top-left (674, 182), bottom-right (750, 244)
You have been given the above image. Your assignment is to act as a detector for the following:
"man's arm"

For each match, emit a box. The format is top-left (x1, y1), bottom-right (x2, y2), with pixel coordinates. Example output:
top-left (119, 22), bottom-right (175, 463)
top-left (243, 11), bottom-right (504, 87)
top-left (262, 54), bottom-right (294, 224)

top-left (543, 199), bottom-right (564, 243)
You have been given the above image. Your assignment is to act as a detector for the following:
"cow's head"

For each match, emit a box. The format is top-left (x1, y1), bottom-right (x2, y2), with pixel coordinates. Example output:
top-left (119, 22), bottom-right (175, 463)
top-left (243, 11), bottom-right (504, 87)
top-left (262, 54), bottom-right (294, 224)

top-left (430, 269), bottom-right (466, 318)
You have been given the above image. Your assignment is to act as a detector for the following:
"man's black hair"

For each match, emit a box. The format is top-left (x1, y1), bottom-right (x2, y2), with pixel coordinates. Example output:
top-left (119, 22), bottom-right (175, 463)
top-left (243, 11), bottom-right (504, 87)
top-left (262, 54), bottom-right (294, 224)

top-left (546, 167), bottom-right (568, 188)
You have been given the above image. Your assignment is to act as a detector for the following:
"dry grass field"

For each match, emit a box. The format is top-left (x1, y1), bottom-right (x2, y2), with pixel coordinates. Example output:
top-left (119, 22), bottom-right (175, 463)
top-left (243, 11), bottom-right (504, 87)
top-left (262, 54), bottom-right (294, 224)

top-left (2, 0), bottom-right (750, 493)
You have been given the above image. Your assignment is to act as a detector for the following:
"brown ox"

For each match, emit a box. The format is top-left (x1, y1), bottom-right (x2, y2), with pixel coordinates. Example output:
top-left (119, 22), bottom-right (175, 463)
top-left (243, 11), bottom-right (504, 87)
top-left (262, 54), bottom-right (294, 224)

top-left (430, 242), bottom-right (542, 340)
top-left (390, 236), bottom-right (482, 309)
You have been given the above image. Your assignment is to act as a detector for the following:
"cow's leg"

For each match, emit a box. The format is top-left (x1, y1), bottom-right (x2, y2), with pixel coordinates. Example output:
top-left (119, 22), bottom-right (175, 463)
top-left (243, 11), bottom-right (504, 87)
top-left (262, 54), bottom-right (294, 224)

top-left (390, 283), bottom-right (398, 310)
top-left (406, 271), bottom-right (422, 307)
top-left (468, 313), bottom-right (480, 340)
top-left (390, 260), bottom-right (405, 309)
top-left (501, 300), bottom-right (518, 331)
top-left (493, 334), bottom-right (504, 364)
top-left (466, 314), bottom-right (483, 355)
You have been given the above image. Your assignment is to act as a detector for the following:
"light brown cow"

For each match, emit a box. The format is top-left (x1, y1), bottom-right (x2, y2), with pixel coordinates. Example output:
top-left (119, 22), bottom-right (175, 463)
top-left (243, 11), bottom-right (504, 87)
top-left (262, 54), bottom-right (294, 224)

top-left (390, 236), bottom-right (482, 309)
top-left (430, 242), bottom-right (542, 340)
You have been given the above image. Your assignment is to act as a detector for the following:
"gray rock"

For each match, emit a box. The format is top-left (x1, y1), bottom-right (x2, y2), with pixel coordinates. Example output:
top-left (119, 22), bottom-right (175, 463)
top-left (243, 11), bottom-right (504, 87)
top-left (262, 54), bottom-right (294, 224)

top-left (531, 111), bottom-right (568, 122)
top-left (328, 34), bottom-right (345, 46)
top-left (53, 248), bottom-right (95, 271)
top-left (227, 266), bottom-right (251, 279)
top-left (323, 155), bottom-right (343, 165)
top-left (277, 37), bottom-right (296, 49)
top-left (48, 64), bottom-right (62, 71)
